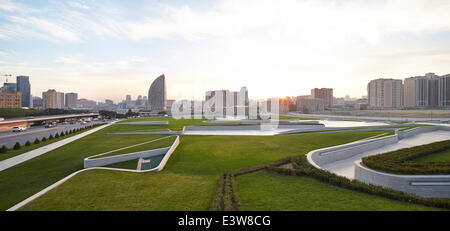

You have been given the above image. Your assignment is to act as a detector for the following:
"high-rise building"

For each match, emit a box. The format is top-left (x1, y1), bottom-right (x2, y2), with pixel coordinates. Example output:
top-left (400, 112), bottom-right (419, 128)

top-left (439, 74), bottom-right (450, 108)
top-left (367, 78), bottom-right (403, 109)
top-left (16, 76), bottom-right (31, 107)
top-left (56, 92), bottom-right (65, 109)
top-left (65, 92), bottom-right (78, 108)
top-left (125, 95), bottom-right (132, 105)
top-left (42, 89), bottom-right (57, 109)
top-left (403, 73), bottom-right (439, 108)
top-left (0, 92), bottom-right (21, 108)
top-left (148, 74), bottom-right (167, 112)
top-left (311, 88), bottom-right (333, 108)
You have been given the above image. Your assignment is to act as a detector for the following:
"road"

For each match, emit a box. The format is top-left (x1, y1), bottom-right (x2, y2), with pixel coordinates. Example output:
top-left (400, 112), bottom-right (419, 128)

top-left (0, 121), bottom-right (106, 149)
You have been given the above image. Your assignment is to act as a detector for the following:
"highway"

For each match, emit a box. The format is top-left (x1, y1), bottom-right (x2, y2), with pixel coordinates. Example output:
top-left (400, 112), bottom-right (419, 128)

top-left (0, 121), bottom-right (106, 149)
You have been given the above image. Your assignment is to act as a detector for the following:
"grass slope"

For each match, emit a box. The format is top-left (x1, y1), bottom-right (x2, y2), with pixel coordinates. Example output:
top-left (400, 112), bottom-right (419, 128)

top-left (0, 123), bottom-right (172, 210)
top-left (20, 130), bottom-right (390, 211)
top-left (236, 171), bottom-right (443, 211)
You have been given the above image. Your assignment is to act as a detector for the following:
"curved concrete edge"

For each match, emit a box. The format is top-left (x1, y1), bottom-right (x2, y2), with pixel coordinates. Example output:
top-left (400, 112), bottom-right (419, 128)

top-left (354, 162), bottom-right (450, 198)
top-left (0, 122), bottom-right (112, 172)
top-left (84, 135), bottom-right (179, 169)
top-left (7, 135), bottom-right (181, 211)
top-left (306, 133), bottom-right (399, 167)
top-left (84, 147), bottom-right (170, 168)
top-left (306, 125), bottom-right (450, 169)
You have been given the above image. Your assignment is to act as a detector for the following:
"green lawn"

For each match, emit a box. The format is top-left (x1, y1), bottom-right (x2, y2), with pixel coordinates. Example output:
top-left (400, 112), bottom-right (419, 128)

top-left (90, 135), bottom-right (176, 159)
top-left (18, 130), bottom-right (391, 211)
top-left (236, 171), bottom-right (444, 211)
top-left (414, 148), bottom-right (450, 163)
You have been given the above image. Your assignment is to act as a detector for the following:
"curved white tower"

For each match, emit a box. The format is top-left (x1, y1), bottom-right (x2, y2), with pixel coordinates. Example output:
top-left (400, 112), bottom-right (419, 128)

top-left (148, 74), bottom-right (167, 112)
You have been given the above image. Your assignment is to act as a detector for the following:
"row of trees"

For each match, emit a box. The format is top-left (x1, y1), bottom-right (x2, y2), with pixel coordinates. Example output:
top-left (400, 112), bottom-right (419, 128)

top-left (0, 125), bottom-right (96, 154)
top-left (99, 109), bottom-right (139, 119)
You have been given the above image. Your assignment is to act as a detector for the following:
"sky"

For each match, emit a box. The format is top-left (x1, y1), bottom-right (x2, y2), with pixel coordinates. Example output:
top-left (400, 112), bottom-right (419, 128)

top-left (1, 0), bottom-right (450, 103)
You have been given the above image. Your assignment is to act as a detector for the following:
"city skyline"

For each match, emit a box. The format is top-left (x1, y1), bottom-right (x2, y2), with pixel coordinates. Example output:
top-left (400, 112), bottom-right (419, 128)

top-left (1, 0), bottom-right (450, 102)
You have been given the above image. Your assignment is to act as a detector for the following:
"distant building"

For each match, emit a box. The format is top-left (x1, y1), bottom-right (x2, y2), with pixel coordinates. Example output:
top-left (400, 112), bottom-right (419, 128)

top-left (296, 95), bottom-right (325, 113)
top-left (32, 96), bottom-right (43, 108)
top-left (16, 76), bottom-right (31, 107)
top-left (56, 92), bottom-right (65, 109)
top-left (65, 92), bottom-right (78, 108)
top-left (125, 95), bottom-right (132, 106)
top-left (311, 88), bottom-right (333, 108)
top-left (367, 78), bottom-right (403, 109)
top-left (205, 86), bottom-right (249, 118)
top-left (42, 89), bottom-right (57, 109)
top-left (438, 74), bottom-right (450, 108)
top-left (148, 74), bottom-right (167, 112)
top-left (0, 92), bottom-right (21, 108)
top-left (77, 98), bottom-right (97, 108)
top-left (105, 99), bottom-right (114, 105)
top-left (1, 83), bottom-right (17, 93)
top-left (404, 73), bottom-right (439, 108)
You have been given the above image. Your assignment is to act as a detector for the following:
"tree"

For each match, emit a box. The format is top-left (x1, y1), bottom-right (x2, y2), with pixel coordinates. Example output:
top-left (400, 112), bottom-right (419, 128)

top-left (0, 145), bottom-right (7, 153)
top-left (34, 138), bottom-right (40, 144)
top-left (42, 137), bottom-right (47, 142)
top-left (49, 134), bottom-right (54, 140)
top-left (13, 142), bottom-right (21, 150)
top-left (25, 141), bottom-right (31, 146)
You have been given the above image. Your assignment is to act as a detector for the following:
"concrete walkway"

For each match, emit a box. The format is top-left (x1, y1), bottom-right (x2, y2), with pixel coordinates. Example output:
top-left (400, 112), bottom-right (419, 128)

top-left (0, 122), bottom-right (113, 172)
top-left (321, 130), bottom-right (450, 179)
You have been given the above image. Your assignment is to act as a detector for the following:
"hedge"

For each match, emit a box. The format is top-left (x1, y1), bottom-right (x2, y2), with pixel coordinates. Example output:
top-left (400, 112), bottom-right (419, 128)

top-left (266, 155), bottom-right (450, 210)
top-left (362, 139), bottom-right (450, 174)
top-left (210, 157), bottom-right (292, 211)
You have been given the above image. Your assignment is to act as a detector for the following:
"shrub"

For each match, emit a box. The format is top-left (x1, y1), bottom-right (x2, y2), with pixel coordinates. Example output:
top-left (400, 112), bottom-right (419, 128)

top-left (34, 138), bottom-right (40, 144)
top-left (362, 139), bottom-right (450, 174)
top-left (0, 145), bottom-right (7, 154)
top-left (25, 141), bottom-right (31, 146)
top-left (55, 133), bottom-right (60, 138)
top-left (42, 137), bottom-right (47, 142)
top-left (49, 134), bottom-right (54, 140)
top-left (13, 142), bottom-right (21, 150)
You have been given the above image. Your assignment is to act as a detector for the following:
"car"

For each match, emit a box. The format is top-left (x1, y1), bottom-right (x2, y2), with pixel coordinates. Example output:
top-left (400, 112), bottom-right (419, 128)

top-left (44, 124), bottom-right (53, 128)
top-left (12, 126), bottom-right (26, 132)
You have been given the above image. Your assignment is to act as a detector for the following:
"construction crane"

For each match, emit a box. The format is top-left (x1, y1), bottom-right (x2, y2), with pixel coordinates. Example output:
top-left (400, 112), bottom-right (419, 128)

top-left (1, 74), bottom-right (12, 83)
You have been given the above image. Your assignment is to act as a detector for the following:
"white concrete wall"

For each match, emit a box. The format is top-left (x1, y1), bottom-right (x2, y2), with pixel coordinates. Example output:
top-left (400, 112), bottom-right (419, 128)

top-left (355, 162), bottom-right (450, 198)
top-left (84, 147), bottom-right (169, 168)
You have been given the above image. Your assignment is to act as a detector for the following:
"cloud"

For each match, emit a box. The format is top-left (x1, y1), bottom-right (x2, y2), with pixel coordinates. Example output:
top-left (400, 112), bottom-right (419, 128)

top-left (0, 0), bottom-right (16, 11)
top-left (55, 56), bottom-right (83, 64)
top-left (68, 1), bottom-right (89, 9)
